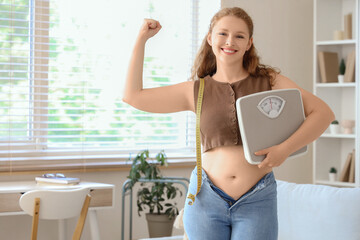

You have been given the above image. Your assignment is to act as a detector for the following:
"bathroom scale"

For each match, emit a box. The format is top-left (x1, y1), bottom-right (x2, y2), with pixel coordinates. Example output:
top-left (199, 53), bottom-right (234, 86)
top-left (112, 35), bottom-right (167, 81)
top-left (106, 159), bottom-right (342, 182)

top-left (236, 88), bottom-right (308, 165)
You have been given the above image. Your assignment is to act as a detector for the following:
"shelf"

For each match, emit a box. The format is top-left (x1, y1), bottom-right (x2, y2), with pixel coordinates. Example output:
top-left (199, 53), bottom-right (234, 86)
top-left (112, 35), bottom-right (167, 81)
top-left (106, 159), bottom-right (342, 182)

top-left (314, 0), bottom-right (358, 188)
top-left (316, 83), bottom-right (356, 87)
top-left (315, 180), bottom-right (356, 188)
top-left (321, 133), bottom-right (356, 139)
top-left (316, 40), bottom-right (356, 45)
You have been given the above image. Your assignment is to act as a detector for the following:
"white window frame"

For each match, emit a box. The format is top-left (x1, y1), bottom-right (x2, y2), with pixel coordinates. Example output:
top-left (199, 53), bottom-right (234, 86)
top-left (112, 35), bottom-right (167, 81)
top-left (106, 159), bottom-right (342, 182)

top-left (1, 0), bottom-right (223, 172)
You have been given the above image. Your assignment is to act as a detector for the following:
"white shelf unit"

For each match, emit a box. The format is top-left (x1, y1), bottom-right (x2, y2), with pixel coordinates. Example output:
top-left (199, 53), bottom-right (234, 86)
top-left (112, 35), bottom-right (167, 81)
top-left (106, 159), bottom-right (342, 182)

top-left (313, 0), bottom-right (359, 188)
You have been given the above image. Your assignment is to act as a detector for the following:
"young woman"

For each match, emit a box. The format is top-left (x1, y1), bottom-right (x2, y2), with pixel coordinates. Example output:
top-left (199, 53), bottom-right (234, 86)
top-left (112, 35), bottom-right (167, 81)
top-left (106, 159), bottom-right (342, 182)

top-left (123, 7), bottom-right (334, 240)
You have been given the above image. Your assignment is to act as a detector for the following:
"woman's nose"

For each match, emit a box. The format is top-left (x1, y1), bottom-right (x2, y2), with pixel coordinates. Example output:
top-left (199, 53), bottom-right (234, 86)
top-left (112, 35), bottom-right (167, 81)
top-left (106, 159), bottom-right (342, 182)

top-left (225, 36), bottom-right (234, 46)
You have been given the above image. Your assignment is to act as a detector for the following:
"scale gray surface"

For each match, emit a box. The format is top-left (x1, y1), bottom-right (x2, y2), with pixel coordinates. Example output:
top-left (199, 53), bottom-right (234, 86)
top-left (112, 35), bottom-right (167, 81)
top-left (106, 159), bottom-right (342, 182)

top-left (236, 89), bottom-right (307, 165)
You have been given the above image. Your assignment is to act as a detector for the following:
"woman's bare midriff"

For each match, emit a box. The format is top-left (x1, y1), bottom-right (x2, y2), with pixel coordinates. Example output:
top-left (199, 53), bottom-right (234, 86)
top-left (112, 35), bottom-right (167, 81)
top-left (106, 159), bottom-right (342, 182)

top-left (202, 145), bottom-right (272, 200)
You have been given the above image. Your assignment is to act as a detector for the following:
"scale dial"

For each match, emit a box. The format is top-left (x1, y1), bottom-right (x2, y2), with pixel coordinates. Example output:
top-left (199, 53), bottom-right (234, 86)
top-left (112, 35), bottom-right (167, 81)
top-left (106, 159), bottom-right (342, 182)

top-left (257, 95), bottom-right (285, 119)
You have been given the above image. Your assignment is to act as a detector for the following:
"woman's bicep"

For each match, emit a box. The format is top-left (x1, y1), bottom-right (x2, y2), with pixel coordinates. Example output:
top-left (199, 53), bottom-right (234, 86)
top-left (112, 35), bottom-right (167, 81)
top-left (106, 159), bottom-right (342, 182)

top-left (123, 81), bottom-right (195, 113)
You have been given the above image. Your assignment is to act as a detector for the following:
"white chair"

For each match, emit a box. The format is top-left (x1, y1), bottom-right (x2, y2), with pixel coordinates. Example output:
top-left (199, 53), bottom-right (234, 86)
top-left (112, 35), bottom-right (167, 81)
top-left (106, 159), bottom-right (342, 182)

top-left (19, 188), bottom-right (91, 240)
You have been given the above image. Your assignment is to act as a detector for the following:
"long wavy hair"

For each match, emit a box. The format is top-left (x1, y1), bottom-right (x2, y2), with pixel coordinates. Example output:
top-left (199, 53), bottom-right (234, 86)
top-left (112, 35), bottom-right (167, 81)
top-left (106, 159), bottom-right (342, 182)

top-left (191, 7), bottom-right (279, 85)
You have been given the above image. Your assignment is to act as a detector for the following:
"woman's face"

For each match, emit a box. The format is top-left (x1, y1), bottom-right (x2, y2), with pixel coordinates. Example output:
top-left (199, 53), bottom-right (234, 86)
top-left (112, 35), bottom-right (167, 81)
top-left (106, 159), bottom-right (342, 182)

top-left (207, 16), bottom-right (253, 65)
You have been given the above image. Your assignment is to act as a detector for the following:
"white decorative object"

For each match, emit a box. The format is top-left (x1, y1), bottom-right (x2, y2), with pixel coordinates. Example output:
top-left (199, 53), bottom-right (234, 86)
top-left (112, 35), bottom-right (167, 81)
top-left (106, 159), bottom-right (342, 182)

top-left (337, 74), bottom-right (344, 83)
top-left (341, 120), bottom-right (355, 134)
top-left (329, 167), bottom-right (337, 181)
top-left (329, 122), bottom-right (340, 134)
top-left (333, 30), bottom-right (344, 40)
top-left (329, 173), bottom-right (337, 182)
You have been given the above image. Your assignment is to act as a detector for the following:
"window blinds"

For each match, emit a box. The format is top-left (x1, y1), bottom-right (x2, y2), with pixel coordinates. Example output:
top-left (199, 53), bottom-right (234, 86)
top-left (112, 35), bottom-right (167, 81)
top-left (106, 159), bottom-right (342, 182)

top-left (0, 0), bottom-right (220, 172)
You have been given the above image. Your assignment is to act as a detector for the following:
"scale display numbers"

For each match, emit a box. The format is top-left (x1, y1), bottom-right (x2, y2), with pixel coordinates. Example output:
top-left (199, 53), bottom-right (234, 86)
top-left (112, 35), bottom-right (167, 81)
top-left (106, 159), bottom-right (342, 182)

top-left (257, 95), bottom-right (286, 119)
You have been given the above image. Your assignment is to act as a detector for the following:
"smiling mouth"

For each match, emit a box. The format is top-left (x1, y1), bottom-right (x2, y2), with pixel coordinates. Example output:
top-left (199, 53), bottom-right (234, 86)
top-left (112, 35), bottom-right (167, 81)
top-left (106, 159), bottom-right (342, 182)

top-left (221, 48), bottom-right (237, 54)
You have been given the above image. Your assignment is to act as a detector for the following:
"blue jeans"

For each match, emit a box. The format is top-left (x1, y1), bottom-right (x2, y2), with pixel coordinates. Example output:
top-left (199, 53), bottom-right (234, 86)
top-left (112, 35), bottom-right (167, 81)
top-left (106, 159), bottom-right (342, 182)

top-left (183, 167), bottom-right (278, 240)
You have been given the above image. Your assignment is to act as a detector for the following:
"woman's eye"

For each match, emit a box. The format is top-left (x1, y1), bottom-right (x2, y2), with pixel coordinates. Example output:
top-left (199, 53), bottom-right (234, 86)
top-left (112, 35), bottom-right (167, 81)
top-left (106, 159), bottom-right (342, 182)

top-left (218, 32), bottom-right (226, 36)
top-left (236, 35), bottom-right (244, 39)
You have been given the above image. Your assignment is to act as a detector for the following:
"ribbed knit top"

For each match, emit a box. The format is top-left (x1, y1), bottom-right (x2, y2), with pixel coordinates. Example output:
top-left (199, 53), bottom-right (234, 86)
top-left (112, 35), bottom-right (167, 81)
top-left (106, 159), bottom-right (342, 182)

top-left (194, 75), bottom-right (272, 152)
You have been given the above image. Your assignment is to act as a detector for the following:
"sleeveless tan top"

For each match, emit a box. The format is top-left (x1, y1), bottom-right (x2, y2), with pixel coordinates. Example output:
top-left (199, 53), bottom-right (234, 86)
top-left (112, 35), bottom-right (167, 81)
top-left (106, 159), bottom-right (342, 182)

top-left (194, 75), bottom-right (272, 152)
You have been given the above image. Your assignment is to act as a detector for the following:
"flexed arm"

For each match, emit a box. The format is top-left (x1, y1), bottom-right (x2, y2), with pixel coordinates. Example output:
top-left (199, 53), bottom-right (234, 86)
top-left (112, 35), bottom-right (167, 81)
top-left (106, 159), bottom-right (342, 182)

top-left (123, 19), bottom-right (194, 113)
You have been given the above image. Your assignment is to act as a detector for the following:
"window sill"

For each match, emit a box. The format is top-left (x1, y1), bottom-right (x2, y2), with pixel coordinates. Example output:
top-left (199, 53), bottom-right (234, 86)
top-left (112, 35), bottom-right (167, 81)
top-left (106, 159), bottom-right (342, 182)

top-left (0, 155), bottom-right (196, 175)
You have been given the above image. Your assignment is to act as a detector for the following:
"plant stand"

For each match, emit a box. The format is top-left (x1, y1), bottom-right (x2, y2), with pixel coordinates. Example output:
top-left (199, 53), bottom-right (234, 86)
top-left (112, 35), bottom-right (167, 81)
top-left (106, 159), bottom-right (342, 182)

top-left (121, 177), bottom-right (189, 240)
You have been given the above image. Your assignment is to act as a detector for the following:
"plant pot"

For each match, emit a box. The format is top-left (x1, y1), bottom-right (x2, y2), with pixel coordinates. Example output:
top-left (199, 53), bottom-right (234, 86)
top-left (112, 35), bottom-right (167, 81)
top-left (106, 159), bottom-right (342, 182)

top-left (329, 173), bottom-right (337, 182)
top-left (146, 213), bottom-right (175, 238)
top-left (329, 124), bottom-right (340, 134)
top-left (338, 74), bottom-right (344, 83)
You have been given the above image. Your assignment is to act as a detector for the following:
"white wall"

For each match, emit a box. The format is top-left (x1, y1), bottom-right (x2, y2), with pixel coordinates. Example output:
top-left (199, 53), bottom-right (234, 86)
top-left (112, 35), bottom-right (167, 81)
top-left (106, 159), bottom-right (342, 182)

top-left (0, 1), bottom-right (315, 239)
top-left (222, 0), bottom-right (314, 183)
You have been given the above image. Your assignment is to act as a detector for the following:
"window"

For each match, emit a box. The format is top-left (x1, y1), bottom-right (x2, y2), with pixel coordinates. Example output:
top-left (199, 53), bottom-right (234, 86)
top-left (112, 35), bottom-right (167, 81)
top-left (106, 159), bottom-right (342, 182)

top-left (0, 0), bottom-right (220, 172)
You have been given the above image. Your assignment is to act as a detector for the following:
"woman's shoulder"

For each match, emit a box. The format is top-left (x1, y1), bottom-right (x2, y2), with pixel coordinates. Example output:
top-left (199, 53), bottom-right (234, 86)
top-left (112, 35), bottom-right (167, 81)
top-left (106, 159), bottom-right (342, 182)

top-left (271, 74), bottom-right (299, 90)
top-left (181, 80), bottom-right (195, 94)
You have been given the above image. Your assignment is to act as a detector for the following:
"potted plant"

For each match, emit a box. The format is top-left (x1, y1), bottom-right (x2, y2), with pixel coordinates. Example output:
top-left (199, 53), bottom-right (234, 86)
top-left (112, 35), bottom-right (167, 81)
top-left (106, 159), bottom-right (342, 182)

top-left (330, 120), bottom-right (340, 134)
top-left (127, 150), bottom-right (182, 238)
top-left (329, 167), bottom-right (337, 182)
top-left (338, 58), bottom-right (346, 83)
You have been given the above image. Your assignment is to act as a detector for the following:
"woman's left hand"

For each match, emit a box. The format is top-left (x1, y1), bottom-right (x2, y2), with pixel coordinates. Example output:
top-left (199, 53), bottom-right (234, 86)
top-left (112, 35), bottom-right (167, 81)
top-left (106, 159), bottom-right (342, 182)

top-left (255, 144), bottom-right (291, 169)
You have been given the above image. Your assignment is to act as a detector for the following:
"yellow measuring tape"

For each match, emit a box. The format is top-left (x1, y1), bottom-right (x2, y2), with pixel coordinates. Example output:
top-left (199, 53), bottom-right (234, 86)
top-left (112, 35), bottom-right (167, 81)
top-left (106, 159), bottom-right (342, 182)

top-left (187, 78), bottom-right (204, 205)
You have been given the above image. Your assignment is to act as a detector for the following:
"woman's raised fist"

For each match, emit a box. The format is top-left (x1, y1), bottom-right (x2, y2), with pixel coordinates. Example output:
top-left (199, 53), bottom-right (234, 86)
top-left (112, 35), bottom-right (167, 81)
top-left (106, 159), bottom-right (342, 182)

top-left (137, 19), bottom-right (162, 41)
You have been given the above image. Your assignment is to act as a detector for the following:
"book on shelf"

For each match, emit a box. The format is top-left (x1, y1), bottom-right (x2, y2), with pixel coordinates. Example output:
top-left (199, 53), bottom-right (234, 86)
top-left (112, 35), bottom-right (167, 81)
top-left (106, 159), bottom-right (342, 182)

top-left (349, 149), bottom-right (356, 183)
top-left (339, 152), bottom-right (352, 182)
top-left (317, 51), bottom-right (339, 83)
top-left (344, 13), bottom-right (352, 39)
top-left (339, 150), bottom-right (355, 182)
top-left (344, 50), bottom-right (355, 83)
top-left (35, 176), bottom-right (80, 185)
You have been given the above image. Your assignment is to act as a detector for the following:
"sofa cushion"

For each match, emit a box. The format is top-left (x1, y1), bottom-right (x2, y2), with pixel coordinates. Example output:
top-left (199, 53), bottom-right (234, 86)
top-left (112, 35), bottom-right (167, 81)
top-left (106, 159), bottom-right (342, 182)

top-left (277, 180), bottom-right (360, 240)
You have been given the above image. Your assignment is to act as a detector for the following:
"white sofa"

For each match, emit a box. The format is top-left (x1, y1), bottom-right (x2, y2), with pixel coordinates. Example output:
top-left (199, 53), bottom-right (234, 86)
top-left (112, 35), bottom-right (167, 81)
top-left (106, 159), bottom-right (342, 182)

top-left (141, 180), bottom-right (360, 240)
top-left (277, 180), bottom-right (360, 240)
